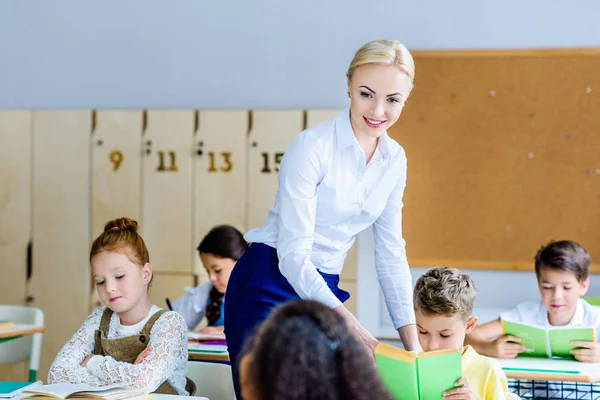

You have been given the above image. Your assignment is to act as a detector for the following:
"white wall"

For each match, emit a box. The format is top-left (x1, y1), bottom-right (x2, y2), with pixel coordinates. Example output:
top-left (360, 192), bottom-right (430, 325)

top-left (0, 0), bottom-right (599, 109)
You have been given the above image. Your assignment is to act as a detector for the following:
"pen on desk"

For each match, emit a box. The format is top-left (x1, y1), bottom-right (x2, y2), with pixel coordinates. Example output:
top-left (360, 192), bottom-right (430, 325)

top-left (165, 297), bottom-right (173, 311)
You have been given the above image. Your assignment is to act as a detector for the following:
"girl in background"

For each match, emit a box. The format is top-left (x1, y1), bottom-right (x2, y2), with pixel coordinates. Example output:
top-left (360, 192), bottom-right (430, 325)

top-left (173, 225), bottom-right (247, 333)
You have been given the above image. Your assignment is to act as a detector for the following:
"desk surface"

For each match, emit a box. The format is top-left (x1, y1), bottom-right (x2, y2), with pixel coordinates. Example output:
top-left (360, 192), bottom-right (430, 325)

top-left (497, 356), bottom-right (600, 383)
top-left (0, 324), bottom-right (45, 340)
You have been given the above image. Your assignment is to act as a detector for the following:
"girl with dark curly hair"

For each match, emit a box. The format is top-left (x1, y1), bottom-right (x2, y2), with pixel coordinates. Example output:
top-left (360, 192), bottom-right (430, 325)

top-left (238, 299), bottom-right (392, 400)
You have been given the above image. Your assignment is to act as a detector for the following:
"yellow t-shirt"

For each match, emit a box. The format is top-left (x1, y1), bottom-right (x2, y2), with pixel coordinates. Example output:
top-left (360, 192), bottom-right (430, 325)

top-left (462, 345), bottom-right (509, 399)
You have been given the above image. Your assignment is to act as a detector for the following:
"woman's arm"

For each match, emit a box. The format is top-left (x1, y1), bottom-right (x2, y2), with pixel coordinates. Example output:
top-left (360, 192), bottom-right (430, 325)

top-left (371, 151), bottom-right (419, 349)
top-left (85, 312), bottom-right (188, 391)
top-left (48, 307), bottom-right (106, 385)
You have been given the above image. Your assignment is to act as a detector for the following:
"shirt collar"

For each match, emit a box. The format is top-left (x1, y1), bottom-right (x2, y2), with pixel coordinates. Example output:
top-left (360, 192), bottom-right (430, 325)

top-left (334, 108), bottom-right (392, 160)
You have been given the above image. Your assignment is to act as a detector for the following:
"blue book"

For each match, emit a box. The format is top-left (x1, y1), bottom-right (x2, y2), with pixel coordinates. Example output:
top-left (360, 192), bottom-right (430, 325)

top-left (0, 381), bottom-right (42, 398)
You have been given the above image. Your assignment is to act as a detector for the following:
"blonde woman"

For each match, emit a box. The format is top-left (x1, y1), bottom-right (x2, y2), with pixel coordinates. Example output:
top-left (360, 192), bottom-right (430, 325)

top-left (225, 39), bottom-right (420, 398)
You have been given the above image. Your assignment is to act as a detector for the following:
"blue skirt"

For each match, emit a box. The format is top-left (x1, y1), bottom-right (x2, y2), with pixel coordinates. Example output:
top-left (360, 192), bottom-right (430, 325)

top-left (223, 242), bottom-right (349, 398)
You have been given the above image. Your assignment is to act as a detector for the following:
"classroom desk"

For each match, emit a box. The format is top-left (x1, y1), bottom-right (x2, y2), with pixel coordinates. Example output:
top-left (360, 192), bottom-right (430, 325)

top-left (0, 324), bottom-right (45, 343)
top-left (497, 356), bottom-right (600, 383)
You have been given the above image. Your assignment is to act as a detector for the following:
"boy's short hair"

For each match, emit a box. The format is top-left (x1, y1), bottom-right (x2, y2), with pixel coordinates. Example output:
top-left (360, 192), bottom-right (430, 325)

top-left (413, 267), bottom-right (477, 321)
top-left (534, 240), bottom-right (590, 283)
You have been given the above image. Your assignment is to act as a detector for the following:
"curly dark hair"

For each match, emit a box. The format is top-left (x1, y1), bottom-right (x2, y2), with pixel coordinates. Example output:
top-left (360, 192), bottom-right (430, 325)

top-left (240, 300), bottom-right (392, 400)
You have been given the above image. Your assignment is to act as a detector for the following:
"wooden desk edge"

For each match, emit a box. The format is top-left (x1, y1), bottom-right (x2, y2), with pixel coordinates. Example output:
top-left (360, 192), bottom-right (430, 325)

top-left (0, 326), bottom-right (45, 339)
top-left (505, 370), bottom-right (600, 383)
top-left (188, 352), bottom-right (230, 362)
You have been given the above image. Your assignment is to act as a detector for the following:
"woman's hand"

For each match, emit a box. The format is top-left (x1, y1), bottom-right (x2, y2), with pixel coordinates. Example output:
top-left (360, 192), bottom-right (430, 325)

top-left (333, 305), bottom-right (379, 358)
top-left (397, 324), bottom-right (422, 352)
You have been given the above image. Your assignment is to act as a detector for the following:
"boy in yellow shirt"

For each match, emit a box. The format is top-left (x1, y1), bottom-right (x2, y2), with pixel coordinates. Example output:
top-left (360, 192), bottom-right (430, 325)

top-left (413, 267), bottom-right (509, 399)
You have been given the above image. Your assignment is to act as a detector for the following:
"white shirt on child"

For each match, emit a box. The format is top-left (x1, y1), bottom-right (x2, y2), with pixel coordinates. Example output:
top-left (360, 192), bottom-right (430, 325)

top-left (245, 108), bottom-right (414, 329)
top-left (172, 280), bottom-right (214, 329)
top-left (500, 298), bottom-right (600, 342)
top-left (48, 305), bottom-right (188, 395)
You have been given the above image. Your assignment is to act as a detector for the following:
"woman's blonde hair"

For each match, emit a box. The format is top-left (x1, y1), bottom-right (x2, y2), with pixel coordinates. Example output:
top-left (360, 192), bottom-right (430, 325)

top-left (346, 39), bottom-right (415, 84)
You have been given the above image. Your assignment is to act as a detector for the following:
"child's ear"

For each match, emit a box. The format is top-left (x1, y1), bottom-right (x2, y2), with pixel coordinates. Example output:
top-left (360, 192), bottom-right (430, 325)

top-left (580, 278), bottom-right (590, 296)
top-left (465, 316), bottom-right (478, 334)
top-left (142, 263), bottom-right (153, 283)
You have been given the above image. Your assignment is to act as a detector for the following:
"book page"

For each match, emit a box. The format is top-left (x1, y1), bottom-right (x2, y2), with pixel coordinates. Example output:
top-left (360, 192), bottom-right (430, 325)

top-left (417, 352), bottom-right (462, 400)
top-left (502, 320), bottom-right (548, 357)
top-left (376, 352), bottom-right (419, 400)
top-left (24, 384), bottom-right (122, 398)
top-left (548, 327), bottom-right (594, 358)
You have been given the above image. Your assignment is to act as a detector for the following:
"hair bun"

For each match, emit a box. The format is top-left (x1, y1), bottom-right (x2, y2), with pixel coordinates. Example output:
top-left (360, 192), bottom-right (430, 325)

top-left (104, 217), bottom-right (139, 233)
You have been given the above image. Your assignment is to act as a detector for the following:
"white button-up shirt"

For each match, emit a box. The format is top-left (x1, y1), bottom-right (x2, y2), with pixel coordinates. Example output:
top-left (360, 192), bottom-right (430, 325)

top-left (245, 109), bottom-right (414, 329)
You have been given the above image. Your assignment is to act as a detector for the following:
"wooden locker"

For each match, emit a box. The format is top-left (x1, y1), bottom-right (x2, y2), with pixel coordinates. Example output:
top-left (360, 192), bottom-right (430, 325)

top-left (193, 111), bottom-right (248, 278)
top-left (0, 111), bottom-right (32, 380)
top-left (305, 109), bottom-right (341, 130)
top-left (90, 110), bottom-right (143, 312)
top-left (0, 111), bottom-right (31, 305)
top-left (30, 111), bottom-right (91, 380)
top-left (142, 111), bottom-right (194, 274)
top-left (149, 273), bottom-right (195, 314)
top-left (246, 111), bottom-right (303, 231)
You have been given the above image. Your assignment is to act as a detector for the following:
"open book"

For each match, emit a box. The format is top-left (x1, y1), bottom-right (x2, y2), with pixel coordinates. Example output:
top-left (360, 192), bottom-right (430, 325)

top-left (375, 343), bottom-right (462, 400)
top-left (501, 320), bottom-right (595, 358)
top-left (21, 384), bottom-right (145, 400)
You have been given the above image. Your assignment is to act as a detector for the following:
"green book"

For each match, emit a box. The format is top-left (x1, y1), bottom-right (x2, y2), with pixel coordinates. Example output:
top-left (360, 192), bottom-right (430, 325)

top-left (376, 343), bottom-right (462, 400)
top-left (501, 320), bottom-right (594, 358)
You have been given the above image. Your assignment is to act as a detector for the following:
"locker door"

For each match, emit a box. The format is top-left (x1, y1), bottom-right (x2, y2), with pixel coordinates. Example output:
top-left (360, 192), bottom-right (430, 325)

top-left (150, 273), bottom-right (195, 318)
top-left (246, 111), bottom-right (303, 231)
top-left (141, 111), bottom-right (194, 274)
top-left (0, 111), bottom-right (31, 305)
top-left (30, 111), bottom-right (91, 380)
top-left (193, 111), bottom-right (248, 278)
top-left (90, 110), bottom-right (143, 311)
top-left (0, 111), bottom-right (32, 380)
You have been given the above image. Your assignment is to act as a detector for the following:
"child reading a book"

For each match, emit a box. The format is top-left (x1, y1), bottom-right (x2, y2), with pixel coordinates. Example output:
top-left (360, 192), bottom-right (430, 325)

top-left (173, 224), bottom-right (247, 333)
top-left (238, 299), bottom-right (392, 400)
top-left (48, 218), bottom-right (188, 395)
top-left (414, 267), bottom-right (509, 399)
top-left (466, 240), bottom-right (600, 362)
